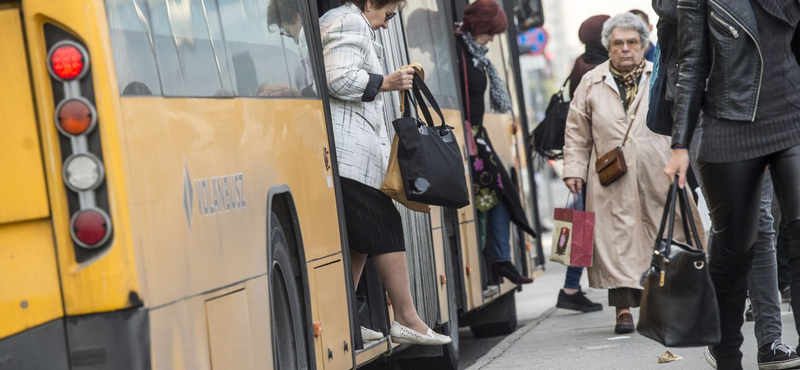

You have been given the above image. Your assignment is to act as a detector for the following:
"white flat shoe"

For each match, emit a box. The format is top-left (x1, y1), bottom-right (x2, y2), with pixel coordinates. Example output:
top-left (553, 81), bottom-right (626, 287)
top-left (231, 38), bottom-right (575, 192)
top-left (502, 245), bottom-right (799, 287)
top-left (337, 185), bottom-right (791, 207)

top-left (390, 321), bottom-right (452, 345)
top-left (361, 326), bottom-right (384, 342)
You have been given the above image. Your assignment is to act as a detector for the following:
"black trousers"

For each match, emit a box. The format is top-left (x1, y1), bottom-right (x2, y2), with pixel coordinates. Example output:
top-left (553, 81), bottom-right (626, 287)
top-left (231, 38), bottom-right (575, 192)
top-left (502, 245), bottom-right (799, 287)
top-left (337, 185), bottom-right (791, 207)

top-left (698, 145), bottom-right (800, 370)
top-left (772, 193), bottom-right (792, 291)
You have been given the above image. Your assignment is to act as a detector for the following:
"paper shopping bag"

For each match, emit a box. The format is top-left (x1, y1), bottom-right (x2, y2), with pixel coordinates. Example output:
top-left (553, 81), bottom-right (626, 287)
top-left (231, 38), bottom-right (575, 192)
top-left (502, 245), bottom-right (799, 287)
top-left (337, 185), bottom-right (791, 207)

top-left (550, 207), bottom-right (573, 265)
top-left (381, 135), bottom-right (430, 213)
top-left (569, 208), bottom-right (595, 267)
top-left (550, 194), bottom-right (595, 267)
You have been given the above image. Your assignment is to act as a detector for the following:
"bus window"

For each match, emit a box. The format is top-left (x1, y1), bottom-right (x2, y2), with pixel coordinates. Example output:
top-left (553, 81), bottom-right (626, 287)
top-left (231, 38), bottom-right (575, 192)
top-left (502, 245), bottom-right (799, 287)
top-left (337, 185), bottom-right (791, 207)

top-left (106, 0), bottom-right (163, 96)
top-left (145, 0), bottom-right (234, 97)
top-left (218, 0), bottom-right (317, 97)
top-left (402, 0), bottom-right (459, 109)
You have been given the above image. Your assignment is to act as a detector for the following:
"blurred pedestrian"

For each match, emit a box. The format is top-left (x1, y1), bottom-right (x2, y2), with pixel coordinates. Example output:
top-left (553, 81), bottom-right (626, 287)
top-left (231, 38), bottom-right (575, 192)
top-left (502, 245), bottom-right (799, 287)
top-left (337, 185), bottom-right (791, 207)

top-left (563, 13), bottom-right (704, 334)
top-left (665, 0), bottom-right (800, 368)
top-left (628, 9), bottom-right (654, 62)
top-left (267, 0), bottom-right (315, 97)
top-left (320, 0), bottom-right (451, 346)
top-left (556, 14), bottom-right (609, 314)
top-left (455, 0), bottom-right (536, 285)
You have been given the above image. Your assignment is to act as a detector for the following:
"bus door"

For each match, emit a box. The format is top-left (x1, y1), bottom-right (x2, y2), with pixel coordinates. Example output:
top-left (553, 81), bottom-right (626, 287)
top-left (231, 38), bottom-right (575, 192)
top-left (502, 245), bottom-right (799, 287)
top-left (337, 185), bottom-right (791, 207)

top-left (0, 3), bottom-right (69, 368)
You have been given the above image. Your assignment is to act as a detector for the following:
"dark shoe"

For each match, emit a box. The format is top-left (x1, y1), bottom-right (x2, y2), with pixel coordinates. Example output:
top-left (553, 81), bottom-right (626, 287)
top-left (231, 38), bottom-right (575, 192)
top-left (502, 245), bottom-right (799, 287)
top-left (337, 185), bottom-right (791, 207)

top-left (704, 346), bottom-right (718, 369)
top-left (781, 286), bottom-right (791, 303)
top-left (745, 304), bottom-right (754, 322)
top-left (491, 261), bottom-right (533, 285)
top-left (757, 340), bottom-right (800, 370)
top-left (614, 313), bottom-right (634, 334)
top-left (556, 289), bottom-right (602, 312)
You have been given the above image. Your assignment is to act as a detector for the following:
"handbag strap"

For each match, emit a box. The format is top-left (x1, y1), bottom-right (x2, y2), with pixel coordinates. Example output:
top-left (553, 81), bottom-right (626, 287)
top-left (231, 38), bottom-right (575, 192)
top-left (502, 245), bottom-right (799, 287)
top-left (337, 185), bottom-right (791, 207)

top-left (620, 118), bottom-right (635, 148)
top-left (461, 49), bottom-right (471, 120)
top-left (620, 86), bottom-right (646, 148)
top-left (655, 176), bottom-right (705, 256)
top-left (410, 73), bottom-right (446, 127)
top-left (558, 76), bottom-right (570, 98)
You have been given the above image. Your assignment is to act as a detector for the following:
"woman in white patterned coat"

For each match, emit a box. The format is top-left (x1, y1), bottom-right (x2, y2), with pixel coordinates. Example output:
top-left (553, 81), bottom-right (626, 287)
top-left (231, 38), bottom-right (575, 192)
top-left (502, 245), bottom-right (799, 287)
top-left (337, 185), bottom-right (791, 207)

top-left (320, 0), bottom-right (451, 345)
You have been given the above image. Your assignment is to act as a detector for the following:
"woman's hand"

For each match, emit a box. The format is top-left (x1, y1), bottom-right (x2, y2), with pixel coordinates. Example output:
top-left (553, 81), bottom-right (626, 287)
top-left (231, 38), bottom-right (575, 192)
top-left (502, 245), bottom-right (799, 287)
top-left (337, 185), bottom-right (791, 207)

top-left (380, 68), bottom-right (414, 92)
top-left (564, 177), bottom-right (584, 194)
top-left (664, 148), bottom-right (690, 188)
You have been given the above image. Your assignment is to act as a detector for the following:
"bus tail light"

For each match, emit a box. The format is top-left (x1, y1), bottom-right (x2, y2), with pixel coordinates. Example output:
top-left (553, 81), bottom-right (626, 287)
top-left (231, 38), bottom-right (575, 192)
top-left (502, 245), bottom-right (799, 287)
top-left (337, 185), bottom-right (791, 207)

top-left (48, 41), bottom-right (88, 81)
top-left (63, 153), bottom-right (104, 191)
top-left (70, 209), bottom-right (111, 249)
top-left (46, 25), bottom-right (113, 257)
top-left (56, 98), bottom-right (96, 135)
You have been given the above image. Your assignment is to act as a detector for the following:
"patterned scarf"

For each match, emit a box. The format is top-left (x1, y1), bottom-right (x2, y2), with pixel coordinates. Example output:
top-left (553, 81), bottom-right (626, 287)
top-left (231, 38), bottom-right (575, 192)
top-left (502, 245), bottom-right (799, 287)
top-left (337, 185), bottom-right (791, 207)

top-left (609, 60), bottom-right (646, 109)
top-left (461, 32), bottom-right (513, 113)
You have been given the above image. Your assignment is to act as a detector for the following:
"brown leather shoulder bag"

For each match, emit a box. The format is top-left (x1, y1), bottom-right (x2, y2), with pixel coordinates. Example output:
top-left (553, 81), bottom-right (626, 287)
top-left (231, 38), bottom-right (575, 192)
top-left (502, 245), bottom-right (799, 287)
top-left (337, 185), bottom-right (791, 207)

top-left (595, 115), bottom-right (635, 187)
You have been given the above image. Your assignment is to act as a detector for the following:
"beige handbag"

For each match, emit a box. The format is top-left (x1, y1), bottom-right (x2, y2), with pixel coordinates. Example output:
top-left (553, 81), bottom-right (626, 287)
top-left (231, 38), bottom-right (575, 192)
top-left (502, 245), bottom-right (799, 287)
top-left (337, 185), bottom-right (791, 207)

top-left (381, 136), bottom-right (431, 213)
top-left (381, 63), bottom-right (431, 213)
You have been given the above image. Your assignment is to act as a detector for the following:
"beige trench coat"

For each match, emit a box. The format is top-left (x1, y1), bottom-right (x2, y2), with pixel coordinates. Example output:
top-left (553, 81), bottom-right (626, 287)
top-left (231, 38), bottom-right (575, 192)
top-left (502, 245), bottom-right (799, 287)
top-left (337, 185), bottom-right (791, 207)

top-left (563, 61), bottom-right (706, 290)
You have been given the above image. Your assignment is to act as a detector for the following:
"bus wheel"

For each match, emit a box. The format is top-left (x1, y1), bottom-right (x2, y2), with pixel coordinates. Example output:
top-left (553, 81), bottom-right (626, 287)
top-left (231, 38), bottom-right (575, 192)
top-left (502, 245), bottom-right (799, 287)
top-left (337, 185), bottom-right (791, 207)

top-left (271, 214), bottom-right (309, 370)
top-left (469, 292), bottom-right (517, 338)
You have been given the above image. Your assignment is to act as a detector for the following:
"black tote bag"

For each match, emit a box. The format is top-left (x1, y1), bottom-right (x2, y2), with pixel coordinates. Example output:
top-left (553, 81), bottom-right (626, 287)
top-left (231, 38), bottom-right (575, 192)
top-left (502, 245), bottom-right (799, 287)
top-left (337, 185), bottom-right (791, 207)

top-left (531, 77), bottom-right (570, 160)
top-left (393, 73), bottom-right (470, 209)
top-left (637, 177), bottom-right (720, 347)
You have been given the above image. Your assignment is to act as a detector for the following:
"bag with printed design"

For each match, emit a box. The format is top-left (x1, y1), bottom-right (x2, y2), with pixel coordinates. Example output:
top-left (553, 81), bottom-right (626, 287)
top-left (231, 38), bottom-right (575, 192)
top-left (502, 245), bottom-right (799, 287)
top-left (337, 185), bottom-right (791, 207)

top-left (550, 193), bottom-right (595, 267)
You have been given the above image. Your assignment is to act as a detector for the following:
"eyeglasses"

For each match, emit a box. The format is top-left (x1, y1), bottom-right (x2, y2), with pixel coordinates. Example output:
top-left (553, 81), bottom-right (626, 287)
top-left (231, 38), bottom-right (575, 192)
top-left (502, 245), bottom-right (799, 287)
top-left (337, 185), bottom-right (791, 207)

top-left (279, 28), bottom-right (293, 38)
top-left (385, 5), bottom-right (397, 22)
top-left (610, 39), bottom-right (642, 50)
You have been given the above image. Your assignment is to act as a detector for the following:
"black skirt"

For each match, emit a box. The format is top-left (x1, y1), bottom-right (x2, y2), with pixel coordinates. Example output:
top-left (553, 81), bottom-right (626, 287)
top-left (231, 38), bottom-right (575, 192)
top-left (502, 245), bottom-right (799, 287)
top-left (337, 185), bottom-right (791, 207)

top-left (340, 177), bottom-right (406, 255)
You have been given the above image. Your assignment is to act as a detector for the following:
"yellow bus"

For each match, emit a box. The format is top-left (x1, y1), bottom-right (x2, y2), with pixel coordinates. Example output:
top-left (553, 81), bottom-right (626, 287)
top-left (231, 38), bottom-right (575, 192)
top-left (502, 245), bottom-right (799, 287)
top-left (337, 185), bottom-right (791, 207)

top-left (0, 0), bottom-right (543, 368)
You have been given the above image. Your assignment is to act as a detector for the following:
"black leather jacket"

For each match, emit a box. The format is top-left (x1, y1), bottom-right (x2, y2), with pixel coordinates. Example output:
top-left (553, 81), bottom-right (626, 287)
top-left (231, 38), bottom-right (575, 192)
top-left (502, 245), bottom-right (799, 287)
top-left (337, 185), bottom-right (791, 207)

top-left (672, 0), bottom-right (765, 147)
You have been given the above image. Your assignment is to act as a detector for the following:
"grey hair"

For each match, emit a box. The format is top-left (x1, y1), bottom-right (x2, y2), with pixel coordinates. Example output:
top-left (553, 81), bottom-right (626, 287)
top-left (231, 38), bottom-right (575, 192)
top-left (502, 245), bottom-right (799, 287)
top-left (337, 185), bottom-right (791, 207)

top-left (601, 13), bottom-right (650, 50)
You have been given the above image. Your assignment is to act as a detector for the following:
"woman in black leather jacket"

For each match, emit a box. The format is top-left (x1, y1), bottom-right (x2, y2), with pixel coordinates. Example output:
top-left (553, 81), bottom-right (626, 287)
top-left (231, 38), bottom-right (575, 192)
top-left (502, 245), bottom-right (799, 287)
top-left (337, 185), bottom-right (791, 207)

top-left (664, 0), bottom-right (800, 369)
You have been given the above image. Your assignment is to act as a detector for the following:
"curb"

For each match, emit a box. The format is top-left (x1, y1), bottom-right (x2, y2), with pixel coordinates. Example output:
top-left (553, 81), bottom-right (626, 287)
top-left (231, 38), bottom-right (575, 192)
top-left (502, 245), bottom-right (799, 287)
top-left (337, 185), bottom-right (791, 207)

top-left (465, 306), bottom-right (558, 370)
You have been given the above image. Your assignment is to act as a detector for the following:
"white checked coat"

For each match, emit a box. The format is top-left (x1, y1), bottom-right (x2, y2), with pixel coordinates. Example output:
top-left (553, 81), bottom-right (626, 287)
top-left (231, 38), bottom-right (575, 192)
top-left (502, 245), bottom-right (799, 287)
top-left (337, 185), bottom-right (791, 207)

top-left (320, 3), bottom-right (391, 189)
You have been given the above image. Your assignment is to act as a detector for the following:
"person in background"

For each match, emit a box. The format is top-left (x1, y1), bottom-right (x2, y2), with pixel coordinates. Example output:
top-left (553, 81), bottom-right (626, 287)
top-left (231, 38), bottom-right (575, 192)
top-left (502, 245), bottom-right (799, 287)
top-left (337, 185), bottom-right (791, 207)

top-left (628, 9), bottom-right (655, 63)
top-left (665, 0), bottom-right (800, 367)
top-left (556, 14), bottom-right (609, 314)
top-left (455, 0), bottom-right (537, 285)
top-left (563, 13), bottom-right (705, 334)
top-left (646, 1), bottom-right (800, 367)
top-left (267, 0), bottom-right (315, 97)
top-left (319, 0), bottom-right (451, 346)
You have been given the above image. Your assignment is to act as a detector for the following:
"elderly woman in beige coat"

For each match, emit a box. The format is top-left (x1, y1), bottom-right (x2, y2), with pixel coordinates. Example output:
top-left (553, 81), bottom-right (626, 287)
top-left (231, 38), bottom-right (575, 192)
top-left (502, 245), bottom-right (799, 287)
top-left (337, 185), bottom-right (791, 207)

top-left (563, 13), bottom-right (705, 334)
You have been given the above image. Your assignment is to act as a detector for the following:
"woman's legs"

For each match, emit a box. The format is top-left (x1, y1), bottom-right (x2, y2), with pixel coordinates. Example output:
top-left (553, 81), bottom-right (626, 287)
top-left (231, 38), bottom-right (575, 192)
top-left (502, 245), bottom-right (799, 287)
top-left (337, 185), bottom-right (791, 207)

top-left (350, 249), bottom-right (429, 334)
top-left (373, 252), bottom-right (429, 334)
top-left (746, 172), bottom-right (782, 350)
top-left (350, 250), bottom-right (368, 288)
top-left (487, 202), bottom-right (512, 262)
top-left (698, 155), bottom-right (768, 370)
top-left (767, 145), bottom-right (800, 342)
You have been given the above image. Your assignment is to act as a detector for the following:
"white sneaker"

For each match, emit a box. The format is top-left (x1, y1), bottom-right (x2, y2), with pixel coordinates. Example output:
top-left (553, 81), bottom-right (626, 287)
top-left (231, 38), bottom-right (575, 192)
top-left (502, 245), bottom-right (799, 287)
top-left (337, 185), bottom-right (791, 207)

top-left (360, 326), bottom-right (384, 342)
top-left (389, 321), bottom-right (452, 346)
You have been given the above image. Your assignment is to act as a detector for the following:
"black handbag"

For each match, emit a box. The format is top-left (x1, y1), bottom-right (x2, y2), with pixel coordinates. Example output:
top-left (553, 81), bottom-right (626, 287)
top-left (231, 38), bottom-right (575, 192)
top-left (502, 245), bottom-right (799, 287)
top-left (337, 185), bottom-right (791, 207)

top-left (393, 73), bottom-right (470, 209)
top-left (637, 177), bottom-right (720, 347)
top-left (531, 77), bottom-right (570, 160)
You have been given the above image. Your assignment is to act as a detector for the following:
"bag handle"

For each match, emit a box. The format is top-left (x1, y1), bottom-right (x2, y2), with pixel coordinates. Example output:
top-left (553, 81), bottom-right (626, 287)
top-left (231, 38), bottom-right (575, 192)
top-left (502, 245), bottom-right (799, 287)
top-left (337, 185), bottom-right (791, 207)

top-left (411, 73), bottom-right (446, 127)
top-left (461, 49), bottom-right (471, 120)
top-left (557, 76), bottom-right (570, 99)
top-left (655, 176), bottom-right (705, 256)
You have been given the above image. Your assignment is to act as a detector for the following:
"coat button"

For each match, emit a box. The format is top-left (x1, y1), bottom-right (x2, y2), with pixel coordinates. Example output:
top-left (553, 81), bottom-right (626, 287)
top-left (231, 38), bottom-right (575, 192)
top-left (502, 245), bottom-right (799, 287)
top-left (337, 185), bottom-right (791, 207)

top-left (629, 114), bottom-right (636, 120)
top-left (627, 137), bottom-right (633, 143)
top-left (627, 160), bottom-right (635, 165)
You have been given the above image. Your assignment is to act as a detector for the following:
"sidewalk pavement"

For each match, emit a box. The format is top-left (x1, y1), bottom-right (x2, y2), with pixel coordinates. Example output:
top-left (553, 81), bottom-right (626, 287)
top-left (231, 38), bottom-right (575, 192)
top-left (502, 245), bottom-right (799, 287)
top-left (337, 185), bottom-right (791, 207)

top-left (468, 240), bottom-right (799, 370)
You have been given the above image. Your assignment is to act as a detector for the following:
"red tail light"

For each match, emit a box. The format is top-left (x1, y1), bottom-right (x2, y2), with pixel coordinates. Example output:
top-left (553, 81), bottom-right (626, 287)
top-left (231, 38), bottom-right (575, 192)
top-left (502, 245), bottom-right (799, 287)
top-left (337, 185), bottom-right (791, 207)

top-left (48, 41), bottom-right (89, 81)
top-left (70, 209), bottom-right (111, 249)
